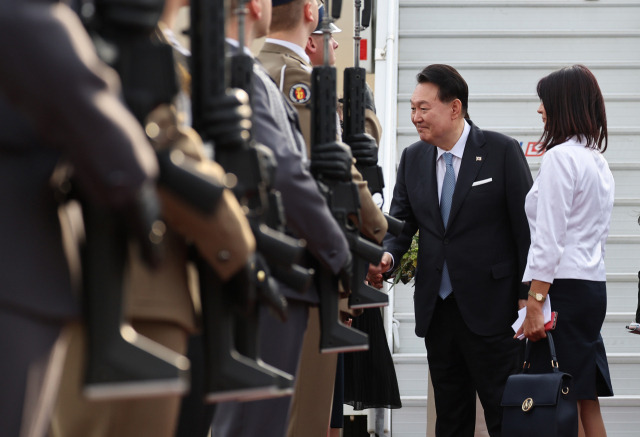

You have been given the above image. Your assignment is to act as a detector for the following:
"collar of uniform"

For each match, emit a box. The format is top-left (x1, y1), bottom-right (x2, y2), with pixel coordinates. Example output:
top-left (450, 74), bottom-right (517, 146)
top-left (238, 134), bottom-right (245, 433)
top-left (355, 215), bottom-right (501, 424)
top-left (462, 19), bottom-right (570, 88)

top-left (225, 38), bottom-right (254, 58)
top-left (264, 38), bottom-right (311, 65)
top-left (436, 118), bottom-right (470, 162)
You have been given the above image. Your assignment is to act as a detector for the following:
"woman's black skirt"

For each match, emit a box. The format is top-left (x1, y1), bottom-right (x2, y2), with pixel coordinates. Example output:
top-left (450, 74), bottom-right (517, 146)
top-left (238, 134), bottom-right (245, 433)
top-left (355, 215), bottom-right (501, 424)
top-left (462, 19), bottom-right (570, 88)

top-left (527, 279), bottom-right (614, 400)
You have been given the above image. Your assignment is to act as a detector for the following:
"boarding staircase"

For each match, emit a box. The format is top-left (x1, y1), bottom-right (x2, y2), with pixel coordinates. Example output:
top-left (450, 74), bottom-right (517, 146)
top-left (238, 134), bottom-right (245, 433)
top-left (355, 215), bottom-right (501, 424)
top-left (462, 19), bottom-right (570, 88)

top-left (387, 1), bottom-right (640, 435)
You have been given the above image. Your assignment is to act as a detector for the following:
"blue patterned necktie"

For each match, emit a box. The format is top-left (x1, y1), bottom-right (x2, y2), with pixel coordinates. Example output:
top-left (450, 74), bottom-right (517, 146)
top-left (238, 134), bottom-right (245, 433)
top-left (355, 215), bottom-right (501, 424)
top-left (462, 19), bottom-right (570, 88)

top-left (439, 152), bottom-right (455, 299)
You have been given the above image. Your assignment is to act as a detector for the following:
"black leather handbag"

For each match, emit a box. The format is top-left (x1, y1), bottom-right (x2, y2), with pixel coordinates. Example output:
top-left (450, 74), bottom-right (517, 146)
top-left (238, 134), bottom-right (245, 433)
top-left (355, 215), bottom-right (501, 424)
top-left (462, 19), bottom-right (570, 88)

top-left (501, 332), bottom-right (578, 436)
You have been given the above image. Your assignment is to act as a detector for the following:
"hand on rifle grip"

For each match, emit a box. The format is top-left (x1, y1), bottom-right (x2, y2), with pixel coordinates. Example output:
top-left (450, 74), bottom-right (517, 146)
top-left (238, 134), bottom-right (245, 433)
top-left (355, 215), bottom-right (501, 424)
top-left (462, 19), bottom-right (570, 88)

top-left (310, 140), bottom-right (353, 181)
top-left (229, 263), bottom-right (257, 315)
top-left (337, 252), bottom-right (354, 297)
top-left (253, 254), bottom-right (288, 322)
top-left (254, 143), bottom-right (278, 189)
top-left (344, 132), bottom-right (378, 167)
top-left (202, 88), bottom-right (252, 147)
top-left (119, 180), bottom-right (165, 269)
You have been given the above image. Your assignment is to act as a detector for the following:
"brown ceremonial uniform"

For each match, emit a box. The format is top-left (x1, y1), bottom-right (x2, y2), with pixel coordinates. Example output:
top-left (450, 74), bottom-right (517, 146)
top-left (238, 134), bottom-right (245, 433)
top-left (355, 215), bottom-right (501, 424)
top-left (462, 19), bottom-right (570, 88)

top-left (51, 28), bottom-right (255, 437)
top-left (51, 108), bottom-right (255, 437)
top-left (257, 41), bottom-right (387, 244)
top-left (365, 108), bottom-right (382, 145)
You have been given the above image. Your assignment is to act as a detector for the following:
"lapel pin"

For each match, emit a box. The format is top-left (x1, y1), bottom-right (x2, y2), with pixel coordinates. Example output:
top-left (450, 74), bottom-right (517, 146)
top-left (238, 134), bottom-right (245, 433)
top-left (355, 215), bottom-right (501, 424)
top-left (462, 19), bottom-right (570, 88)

top-left (476, 156), bottom-right (482, 161)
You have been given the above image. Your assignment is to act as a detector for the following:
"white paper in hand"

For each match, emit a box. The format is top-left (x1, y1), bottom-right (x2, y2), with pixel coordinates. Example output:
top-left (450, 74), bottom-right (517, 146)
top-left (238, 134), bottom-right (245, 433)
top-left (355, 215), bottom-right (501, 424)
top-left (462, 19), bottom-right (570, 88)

top-left (511, 296), bottom-right (552, 340)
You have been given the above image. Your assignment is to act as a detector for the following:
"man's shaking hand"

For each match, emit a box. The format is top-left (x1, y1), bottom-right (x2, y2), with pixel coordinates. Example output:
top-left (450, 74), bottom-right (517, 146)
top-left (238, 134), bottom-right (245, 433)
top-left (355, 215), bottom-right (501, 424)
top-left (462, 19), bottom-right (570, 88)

top-left (366, 252), bottom-right (393, 289)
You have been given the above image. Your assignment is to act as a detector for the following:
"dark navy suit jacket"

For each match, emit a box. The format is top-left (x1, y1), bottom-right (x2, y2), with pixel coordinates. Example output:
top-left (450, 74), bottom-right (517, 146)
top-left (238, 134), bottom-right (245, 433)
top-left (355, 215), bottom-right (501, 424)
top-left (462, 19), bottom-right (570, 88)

top-left (385, 121), bottom-right (533, 337)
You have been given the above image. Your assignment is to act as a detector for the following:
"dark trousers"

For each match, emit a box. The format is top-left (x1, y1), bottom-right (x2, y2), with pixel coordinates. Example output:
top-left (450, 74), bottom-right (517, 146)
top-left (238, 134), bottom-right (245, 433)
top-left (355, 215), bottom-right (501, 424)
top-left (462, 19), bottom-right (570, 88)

top-left (0, 308), bottom-right (64, 437)
top-left (425, 297), bottom-right (521, 437)
top-left (210, 300), bottom-right (309, 437)
top-left (329, 353), bottom-right (344, 428)
top-left (174, 334), bottom-right (216, 437)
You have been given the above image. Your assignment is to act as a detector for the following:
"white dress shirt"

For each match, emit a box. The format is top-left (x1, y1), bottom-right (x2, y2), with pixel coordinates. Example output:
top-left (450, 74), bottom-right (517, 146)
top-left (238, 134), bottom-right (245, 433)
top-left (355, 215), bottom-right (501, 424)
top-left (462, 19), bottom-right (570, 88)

top-left (436, 120), bottom-right (470, 203)
top-left (522, 136), bottom-right (614, 283)
top-left (388, 120), bottom-right (470, 268)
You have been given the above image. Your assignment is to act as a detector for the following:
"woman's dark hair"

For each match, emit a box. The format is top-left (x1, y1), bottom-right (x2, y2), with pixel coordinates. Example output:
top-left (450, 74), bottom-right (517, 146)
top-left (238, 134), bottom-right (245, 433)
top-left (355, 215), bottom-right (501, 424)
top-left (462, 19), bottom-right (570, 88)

top-left (416, 64), bottom-right (470, 119)
top-left (537, 64), bottom-right (607, 152)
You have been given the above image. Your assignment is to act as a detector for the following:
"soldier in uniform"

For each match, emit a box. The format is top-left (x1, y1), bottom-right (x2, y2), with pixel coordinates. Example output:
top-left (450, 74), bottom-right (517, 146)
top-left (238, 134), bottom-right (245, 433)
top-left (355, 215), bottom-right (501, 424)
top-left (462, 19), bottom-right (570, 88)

top-left (209, 0), bottom-right (354, 435)
top-left (48, 0), bottom-right (256, 436)
top-left (258, 1), bottom-right (385, 238)
top-left (0, 1), bottom-right (160, 436)
top-left (257, 1), bottom-right (387, 434)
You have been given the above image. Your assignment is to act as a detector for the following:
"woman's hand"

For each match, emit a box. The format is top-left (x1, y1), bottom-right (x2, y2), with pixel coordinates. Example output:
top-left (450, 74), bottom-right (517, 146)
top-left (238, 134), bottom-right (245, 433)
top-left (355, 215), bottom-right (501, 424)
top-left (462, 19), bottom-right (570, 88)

top-left (515, 279), bottom-right (551, 341)
top-left (517, 302), bottom-right (547, 341)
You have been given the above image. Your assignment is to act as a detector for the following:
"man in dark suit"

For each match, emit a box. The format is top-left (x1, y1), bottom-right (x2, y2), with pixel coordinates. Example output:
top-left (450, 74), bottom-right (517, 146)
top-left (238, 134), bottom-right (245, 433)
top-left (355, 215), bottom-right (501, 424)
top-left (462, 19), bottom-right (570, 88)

top-left (368, 64), bottom-right (532, 437)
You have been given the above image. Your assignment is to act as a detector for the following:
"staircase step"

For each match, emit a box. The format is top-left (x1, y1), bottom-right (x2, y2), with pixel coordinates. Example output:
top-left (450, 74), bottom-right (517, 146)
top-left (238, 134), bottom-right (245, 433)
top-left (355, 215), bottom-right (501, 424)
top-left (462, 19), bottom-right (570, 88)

top-left (392, 396), bottom-right (640, 437)
top-left (392, 312), bottom-right (640, 354)
top-left (392, 274), bottom-right (640, 315)
top-left (393, 353), bottom-right (640, 397)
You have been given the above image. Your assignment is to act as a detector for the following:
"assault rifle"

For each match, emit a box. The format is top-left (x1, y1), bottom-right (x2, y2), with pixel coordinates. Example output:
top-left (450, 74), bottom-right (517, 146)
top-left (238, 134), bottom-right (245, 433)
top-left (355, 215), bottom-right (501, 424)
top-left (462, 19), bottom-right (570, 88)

top-left (311, 0), bottom-right (388, 311)
top-left (81, 0), bottom-right (288, 403)
top-left (228, 0), bottom-right (313, 296)
top-left (226, 0), bottom-right (312, 400)
top-left (310, 0), bottom-right (384, 352)
top-left (342, 0), bottom-right (404, 239)
top-left (343, 0), bottom-right (381, 193)
top-left (190, 0), bottom-right (302, 401)
top-left (77, 0), bottom-right (193, 400)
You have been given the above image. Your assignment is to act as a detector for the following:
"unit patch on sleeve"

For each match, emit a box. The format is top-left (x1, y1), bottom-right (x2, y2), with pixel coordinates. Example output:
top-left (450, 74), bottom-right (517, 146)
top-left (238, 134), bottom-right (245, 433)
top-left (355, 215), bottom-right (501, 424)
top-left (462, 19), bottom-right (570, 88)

top-left (289, 83), bottom-right (311, 104)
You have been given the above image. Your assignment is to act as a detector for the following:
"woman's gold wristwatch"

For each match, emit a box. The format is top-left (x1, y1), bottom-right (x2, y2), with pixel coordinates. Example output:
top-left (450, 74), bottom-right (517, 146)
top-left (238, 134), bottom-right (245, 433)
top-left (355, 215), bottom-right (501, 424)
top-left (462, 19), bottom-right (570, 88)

top-left (528, 290), bottom-right (546, 302)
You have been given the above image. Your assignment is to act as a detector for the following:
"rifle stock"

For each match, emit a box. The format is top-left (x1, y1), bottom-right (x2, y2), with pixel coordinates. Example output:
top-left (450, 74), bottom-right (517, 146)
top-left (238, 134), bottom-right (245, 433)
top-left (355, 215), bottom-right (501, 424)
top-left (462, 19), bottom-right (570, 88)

top-left (196, 257), bottom-right (283, 402)
top-left (81, 202), bottom-right (189, 400)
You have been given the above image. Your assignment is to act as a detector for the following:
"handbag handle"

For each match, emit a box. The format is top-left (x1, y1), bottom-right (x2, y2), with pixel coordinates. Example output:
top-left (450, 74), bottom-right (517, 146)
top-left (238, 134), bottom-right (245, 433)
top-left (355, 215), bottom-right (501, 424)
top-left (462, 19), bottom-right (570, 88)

top-left (522, 332), bottom-right (559, 373)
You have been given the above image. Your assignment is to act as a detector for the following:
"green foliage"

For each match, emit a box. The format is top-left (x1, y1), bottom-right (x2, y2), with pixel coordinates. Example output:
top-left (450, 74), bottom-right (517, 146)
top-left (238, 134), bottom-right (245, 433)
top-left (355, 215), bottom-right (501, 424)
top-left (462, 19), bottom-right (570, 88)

top-left (391, 232), bottom-right (419, 287)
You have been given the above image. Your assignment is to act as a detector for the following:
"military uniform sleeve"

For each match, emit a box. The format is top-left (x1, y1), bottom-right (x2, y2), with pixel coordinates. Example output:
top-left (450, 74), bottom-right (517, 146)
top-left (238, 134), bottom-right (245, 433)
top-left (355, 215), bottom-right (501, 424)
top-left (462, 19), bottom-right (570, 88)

top-left (351, 163), bottom-right (388, 243)
top-left (286, 64), bottom-right (387, 243)
top-left (143, 102), bottom-right (255, 281)
top-left (358, 107), bottom-right (386, 242)
top-left (0, 1), bottom-right (157, 208)
top-left (252, 74), bottom-right (350, 275)
top-left (281, 63), bottom-right (314, 155)
top-left (364, 108), bottom-right (382, 146)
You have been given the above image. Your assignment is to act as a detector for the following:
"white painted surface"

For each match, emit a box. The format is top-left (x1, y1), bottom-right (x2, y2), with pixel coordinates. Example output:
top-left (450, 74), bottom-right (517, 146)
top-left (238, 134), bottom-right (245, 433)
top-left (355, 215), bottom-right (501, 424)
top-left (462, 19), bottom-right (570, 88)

top-left (376, 0), bottom-right (640, 434)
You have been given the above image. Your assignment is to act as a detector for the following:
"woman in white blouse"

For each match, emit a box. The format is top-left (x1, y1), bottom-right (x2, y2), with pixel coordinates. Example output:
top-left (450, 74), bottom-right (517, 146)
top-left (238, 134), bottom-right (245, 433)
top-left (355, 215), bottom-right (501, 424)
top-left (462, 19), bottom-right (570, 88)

top-left (517, 65), bottom-right (614, 437)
